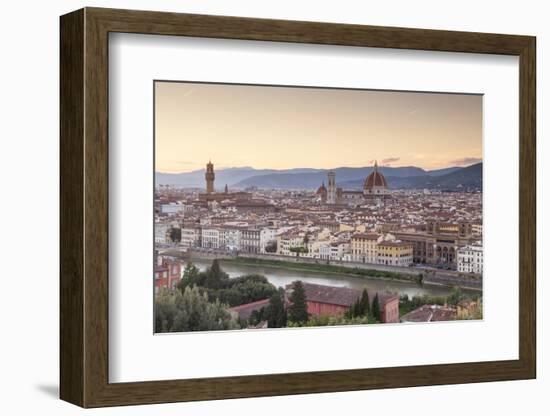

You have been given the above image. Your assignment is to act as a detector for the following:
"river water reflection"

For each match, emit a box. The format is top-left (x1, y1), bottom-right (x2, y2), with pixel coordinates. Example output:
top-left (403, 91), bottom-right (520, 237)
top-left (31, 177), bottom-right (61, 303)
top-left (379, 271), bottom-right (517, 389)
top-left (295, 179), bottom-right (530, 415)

top-left (190, 258), bottom-right (471, 299)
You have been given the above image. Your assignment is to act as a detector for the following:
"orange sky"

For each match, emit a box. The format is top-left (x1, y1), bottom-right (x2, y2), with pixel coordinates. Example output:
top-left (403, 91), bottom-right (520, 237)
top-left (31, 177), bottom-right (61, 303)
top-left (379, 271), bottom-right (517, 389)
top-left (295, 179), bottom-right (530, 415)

top-left (155, 81), bottom-right (482, 173)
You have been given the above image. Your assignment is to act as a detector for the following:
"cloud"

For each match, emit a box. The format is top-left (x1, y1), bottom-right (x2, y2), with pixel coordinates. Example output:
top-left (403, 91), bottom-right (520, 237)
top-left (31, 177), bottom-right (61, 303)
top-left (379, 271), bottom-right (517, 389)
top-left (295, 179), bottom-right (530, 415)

top-left (449, 157), bottom-right (482, 166)
top-left (380, 157), bottom-right (400, 166)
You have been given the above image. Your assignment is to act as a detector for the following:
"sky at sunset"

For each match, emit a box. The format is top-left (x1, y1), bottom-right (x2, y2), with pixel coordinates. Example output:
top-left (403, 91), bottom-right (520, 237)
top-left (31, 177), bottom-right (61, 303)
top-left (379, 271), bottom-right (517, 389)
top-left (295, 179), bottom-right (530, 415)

top-left (155, 81), bottom-right (482, 173)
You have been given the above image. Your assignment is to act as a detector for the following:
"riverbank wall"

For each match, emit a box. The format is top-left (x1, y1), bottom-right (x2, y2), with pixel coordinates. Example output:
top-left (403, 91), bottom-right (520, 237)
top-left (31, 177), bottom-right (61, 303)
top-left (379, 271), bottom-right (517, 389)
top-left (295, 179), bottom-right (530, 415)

top-left (162, 248), bottom-right (482, 291)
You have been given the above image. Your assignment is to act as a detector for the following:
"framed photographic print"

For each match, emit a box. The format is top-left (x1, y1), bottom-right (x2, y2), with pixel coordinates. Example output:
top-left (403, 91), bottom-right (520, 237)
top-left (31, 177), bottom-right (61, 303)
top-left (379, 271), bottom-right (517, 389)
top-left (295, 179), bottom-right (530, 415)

top-left (60, 7), bottom-right (536, 408)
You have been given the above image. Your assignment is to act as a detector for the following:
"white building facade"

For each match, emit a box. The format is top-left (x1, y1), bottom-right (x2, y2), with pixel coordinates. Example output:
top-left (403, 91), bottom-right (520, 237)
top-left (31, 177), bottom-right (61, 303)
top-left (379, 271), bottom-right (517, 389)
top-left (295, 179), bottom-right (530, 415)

top-left (181, 226), bottom-right (201, 248)
top-left (201, 227), bottom-right (220, 249)
top-left (457, 242), bottom-right (483, 274)
top-left (259, 228), bottom-right (277, 253)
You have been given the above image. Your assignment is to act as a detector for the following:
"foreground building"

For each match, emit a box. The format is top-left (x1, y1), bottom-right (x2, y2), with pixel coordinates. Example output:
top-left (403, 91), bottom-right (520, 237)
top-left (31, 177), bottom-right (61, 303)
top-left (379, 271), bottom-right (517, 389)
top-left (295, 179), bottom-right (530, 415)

top-left (400, 304), bottom-right (457, 323)
top-left (286, 282), bottom-right (399, 323)
top-left (228, 298), bottom-right (270, 321)
top-left (154, 256), bottom-right (182, 293)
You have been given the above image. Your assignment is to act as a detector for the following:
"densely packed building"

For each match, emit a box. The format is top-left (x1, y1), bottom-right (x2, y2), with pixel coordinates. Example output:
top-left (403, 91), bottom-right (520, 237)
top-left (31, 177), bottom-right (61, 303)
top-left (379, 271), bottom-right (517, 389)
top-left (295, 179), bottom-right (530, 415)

top-left (155, 161), bottom-right (482, 273)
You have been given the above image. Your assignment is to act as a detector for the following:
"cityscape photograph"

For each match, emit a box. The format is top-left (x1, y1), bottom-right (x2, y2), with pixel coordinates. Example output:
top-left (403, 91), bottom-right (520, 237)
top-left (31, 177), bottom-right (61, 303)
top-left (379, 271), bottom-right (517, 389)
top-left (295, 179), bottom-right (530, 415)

top-left (154, 81), bottom-right (483, 333)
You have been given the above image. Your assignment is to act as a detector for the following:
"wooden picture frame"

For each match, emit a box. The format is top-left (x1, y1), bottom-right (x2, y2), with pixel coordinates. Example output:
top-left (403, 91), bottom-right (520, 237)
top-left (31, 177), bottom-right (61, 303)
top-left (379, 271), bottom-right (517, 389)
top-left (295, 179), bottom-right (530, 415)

top-left (60, 7), bottom-right (536, 408)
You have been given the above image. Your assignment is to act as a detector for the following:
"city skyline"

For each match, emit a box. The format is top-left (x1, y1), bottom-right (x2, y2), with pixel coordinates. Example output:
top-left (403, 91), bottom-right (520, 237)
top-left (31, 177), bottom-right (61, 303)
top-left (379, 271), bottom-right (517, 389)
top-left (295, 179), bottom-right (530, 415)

top-left (155, 81), bottom-right (482, 173)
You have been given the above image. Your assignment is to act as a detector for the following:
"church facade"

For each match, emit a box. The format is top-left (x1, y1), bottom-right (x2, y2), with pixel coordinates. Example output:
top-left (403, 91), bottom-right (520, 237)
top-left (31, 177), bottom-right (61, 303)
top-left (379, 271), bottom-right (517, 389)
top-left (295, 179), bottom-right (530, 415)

top-left (316, 161), bottom-right (391, 205)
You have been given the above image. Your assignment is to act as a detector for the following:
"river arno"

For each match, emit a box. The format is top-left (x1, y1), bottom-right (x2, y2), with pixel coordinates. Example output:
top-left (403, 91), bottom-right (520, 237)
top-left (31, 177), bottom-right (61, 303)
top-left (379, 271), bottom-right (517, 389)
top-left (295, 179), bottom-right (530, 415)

top-left (189, 257), bottom-right (477, 299)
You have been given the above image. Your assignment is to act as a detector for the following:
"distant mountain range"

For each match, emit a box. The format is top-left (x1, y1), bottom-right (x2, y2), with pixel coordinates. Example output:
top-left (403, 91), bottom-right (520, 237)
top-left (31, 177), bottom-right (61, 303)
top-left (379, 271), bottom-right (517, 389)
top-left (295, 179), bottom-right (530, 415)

top-left (155, 163), bottom-right (481, 191)
top-left (338, 163), bottom-right (482, 191)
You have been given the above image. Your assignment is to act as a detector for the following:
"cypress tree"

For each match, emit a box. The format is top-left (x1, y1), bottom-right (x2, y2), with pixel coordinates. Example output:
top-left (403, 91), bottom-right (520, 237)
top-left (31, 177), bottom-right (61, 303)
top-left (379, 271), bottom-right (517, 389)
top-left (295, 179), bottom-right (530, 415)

top-left (372, 293), bottom-right (381, 322)
top-left (204, 259), bottom-right (227, 289)
top-left (360, 288), bottom-right (370, 317)
top-left (288, 280), bottom-right (309, 324)
top-left (267, 289), bottom-right (287, 328)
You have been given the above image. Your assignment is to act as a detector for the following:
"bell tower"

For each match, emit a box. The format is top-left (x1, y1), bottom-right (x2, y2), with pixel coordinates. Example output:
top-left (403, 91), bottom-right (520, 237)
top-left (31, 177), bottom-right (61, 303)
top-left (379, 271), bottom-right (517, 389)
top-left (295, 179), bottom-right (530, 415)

top-left (205, 160), bottom-right (215, 193)
top-left (327, 171), bottom-right (336, 204)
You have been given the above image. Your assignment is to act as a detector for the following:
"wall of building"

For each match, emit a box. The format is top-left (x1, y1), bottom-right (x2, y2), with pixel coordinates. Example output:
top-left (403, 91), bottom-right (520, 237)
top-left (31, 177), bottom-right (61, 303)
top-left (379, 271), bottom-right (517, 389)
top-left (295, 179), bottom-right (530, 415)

top-left (307, 301), bottom-right (349, 317)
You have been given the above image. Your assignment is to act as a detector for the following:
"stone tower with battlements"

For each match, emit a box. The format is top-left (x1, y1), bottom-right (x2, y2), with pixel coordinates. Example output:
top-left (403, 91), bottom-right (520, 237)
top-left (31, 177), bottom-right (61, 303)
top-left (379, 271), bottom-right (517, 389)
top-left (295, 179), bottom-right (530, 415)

top-left (205, 160), bottom-right (215, 193)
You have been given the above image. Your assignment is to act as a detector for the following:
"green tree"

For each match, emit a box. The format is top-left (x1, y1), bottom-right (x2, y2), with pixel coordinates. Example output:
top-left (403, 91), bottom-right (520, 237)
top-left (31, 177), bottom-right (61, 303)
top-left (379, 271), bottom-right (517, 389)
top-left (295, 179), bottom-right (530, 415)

top-left (177, 261), bottom-right (204, 292)
top-left (169, 227), bottom-right (181, 243)
top-left (183, 262), bottom-right (199, 280)
top-left (248, 307), bottom-right (266, 327)
top-left (204, 259), bottom-right (228, 289)
top-left (359, 288), bottom-right (370, 316)
top-left (267, 288), bottom-right (287, 328)
top-left (265, 241), bottom-right (277, 253)
top-left (288, 280), bottom-right (309, 324)
top-left (346, 288), bottom-right (370, 319)
top-left (154, 289), bottom-right (178, 332)
top-left (446, 287), bottom-right (464, 306)
top-left (217, 276), bottom-right (276, 306)
top-left (289, 246), bottom-right (308, 257)
top-left (288, 314), bottom-right (377, 328)
top-left (154, 286), bottom-right (239, 332)
top-left (372, 293), bottom-right (381, 322)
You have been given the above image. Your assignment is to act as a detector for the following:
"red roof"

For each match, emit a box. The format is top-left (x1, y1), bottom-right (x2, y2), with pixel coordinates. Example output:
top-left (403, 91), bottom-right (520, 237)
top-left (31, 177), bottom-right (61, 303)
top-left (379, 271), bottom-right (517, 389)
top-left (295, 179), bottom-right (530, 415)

top-left (364, 170), bottom-right (388, 189)
top-left (228, 298), bottom-right (270, 319)
top-left (352, 233), bottom-right (380, 240)
top-left (286, 282), bottom-right (398, 310)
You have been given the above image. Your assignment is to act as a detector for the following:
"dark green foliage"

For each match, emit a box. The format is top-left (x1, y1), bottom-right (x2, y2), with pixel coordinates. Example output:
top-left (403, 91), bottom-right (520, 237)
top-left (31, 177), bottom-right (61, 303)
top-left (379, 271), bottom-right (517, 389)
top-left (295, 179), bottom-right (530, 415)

top-left (267, 288), bottom-right (287, 328)
top-left (289, 314), bottom-right (376, 327)
top-left (372, 293), bottom-right (381, 321)
top-left (177, 262), bottom-right (205, 291)
top-left (154, 286), bottom-right (239, 332)
top-left (398, 290), bottom-right (478, 319)
top-left (183, 262), bottom-right (200, 280)
top-left (169, 227), bottom-right (181, 243)
top-left (288, 280), bottom-right (309, 324)
top-left (360, 288), bottom-right (370, 316)
top-left (446, 287), bottom-right (465, 306)
top-left (204, 259), bottom-right (228, 289)
top-left (346, 288), bottom-right (371, 319)
top-left (154, 294), bottom-right (178, 332)
top-left (398, 293), bottom-right (448, 316)
top-left (211, 275), bottom-right (277, 307)
top-left (178, 260), bottom-right (277, 307)
top-left (289, 246), bottom-right (308, 257)
top-left (248, 307), bottom-right (267, 327)
top-left (264, 241), bottom-right (277, 253)
top-left (227, 257), bottom-right (417, 281)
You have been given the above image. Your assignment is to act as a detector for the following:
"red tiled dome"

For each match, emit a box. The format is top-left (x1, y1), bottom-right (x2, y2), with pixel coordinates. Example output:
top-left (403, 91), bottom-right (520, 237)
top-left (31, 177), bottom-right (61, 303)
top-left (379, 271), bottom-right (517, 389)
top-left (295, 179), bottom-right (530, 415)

top-left (363, 162), bottom-right (388, 190)
top-left (316, 182), bottom-right (327, 196)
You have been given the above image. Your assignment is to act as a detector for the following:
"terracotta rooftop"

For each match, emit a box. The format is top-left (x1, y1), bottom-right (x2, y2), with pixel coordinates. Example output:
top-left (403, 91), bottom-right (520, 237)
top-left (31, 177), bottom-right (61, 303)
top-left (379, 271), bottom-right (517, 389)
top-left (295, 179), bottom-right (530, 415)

top-left (352, 233), bottom-right (380, 240)
top-left (286, 282), bottom-right (361, 307)
top-left (228, 298), bottom-right (270, 320)
top-left (286, 282), bottom-right (398, 310)
top-left (401, 305), bottom-right (457, 323)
